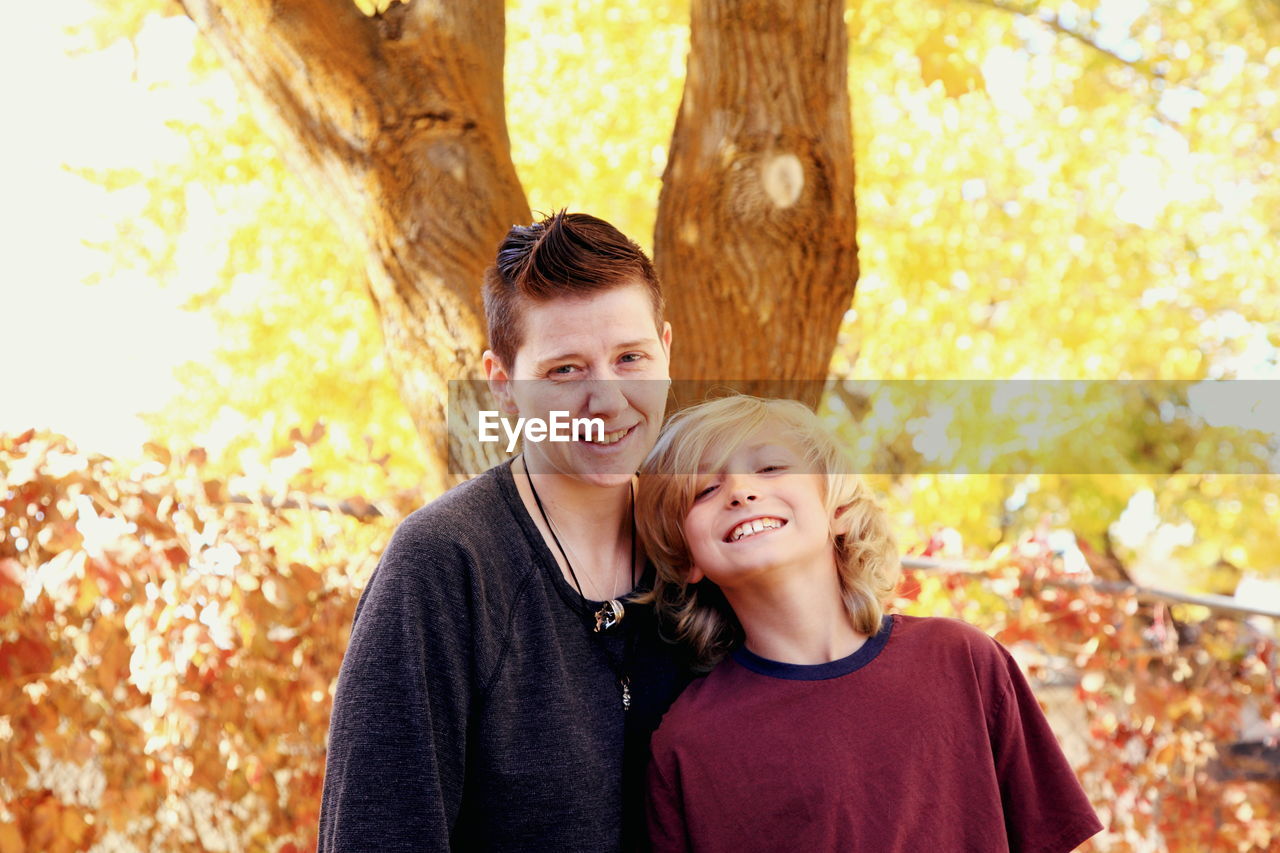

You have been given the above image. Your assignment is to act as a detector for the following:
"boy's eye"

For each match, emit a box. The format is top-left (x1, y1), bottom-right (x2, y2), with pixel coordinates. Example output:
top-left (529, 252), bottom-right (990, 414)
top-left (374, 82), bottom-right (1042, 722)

top-left (693, 482), bottom-right (717, 501)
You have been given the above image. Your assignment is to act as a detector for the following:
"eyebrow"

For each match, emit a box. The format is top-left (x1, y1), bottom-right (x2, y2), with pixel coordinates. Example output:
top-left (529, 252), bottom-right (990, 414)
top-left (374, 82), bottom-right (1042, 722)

top-left (695, 443), bottom-right (791, 473)
top-left (531, 338), bottom-right (660, 370)
top-left (743, 441), bottom-right (792, 455)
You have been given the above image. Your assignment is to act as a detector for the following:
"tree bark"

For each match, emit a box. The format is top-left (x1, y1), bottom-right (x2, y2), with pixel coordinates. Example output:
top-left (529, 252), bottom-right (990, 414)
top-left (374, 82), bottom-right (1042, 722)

top-left (179, 0), bottom-right (529, 491)
top-left (655, 0), bottom-right (858, 406)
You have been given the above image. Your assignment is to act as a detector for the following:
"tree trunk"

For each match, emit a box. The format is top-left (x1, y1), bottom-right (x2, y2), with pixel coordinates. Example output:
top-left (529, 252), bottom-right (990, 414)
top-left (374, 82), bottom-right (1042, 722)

top-left (180, 0), bottom-right (859, 478)
top-left (655, 0), bottom-right (858, 406)
top-left (179, 0), bottom-right (529, 491)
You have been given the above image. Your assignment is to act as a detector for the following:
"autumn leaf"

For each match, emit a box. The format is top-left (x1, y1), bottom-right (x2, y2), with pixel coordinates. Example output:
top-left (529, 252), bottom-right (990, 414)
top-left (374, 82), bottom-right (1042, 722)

top-left (0, 823), bottom-right (23, 853)
top-left (914, 27), bottom-right (982, 99)
top-left (96, 634), bottom-right (131, 694)
top-left (0, 559), bottom-right (23, 619)
top-left (0, 636), bottom-right (55, 681)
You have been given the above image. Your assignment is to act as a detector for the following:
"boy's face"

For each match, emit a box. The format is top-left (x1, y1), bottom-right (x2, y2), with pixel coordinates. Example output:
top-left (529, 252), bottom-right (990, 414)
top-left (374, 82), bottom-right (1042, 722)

top-left (682, 430), bottom-right (834, 588)
top-left (483, 282), bottom-right (672, 488)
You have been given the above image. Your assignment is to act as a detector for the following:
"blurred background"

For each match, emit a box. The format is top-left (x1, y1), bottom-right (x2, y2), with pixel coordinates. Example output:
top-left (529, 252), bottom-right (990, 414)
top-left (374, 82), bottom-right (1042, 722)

top-left (2, 0), bottom-right (1278, 849)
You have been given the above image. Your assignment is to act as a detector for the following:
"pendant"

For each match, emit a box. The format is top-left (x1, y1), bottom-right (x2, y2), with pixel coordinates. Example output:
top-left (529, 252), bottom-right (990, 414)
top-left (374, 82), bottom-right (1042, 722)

top-left (619, 676), bottom-right (632, 711)
top-left (594, 598), bottom-right (625, 633)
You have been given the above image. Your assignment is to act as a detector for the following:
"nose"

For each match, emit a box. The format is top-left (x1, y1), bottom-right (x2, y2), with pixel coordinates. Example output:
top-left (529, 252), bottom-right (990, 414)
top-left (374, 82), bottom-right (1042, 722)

top-left (583, 378), bottom-right (627, 420)
top-left (723, 473), bottom-right (758, 506)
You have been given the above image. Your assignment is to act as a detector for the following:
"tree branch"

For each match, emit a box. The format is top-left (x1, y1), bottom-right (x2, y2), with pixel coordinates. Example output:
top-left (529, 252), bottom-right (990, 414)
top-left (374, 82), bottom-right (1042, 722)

top-left (228, 491), bottom-right (395, 520)
top-left (903, 555), bottom-right (1280, 620)
top-left (179, 0), bottom-right (383, 215)
top-left (179, 0), bottom-right (526, 487)
top-left (962, 0), bottom-right (1164, 78)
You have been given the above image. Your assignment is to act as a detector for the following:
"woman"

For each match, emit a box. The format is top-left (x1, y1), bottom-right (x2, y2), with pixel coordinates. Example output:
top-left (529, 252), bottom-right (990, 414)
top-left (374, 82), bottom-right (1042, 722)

top-left (318, 212), bottom-right (687, 852)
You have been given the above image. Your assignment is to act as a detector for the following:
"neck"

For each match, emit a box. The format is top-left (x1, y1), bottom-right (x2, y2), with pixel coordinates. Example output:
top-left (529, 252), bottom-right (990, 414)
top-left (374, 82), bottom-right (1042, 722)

top-left (519, 454), bottom-right (634, 525)
top-left (515, 455), bottom-right (637, 600)
top-left (720, 557), bottom-right (867, 665)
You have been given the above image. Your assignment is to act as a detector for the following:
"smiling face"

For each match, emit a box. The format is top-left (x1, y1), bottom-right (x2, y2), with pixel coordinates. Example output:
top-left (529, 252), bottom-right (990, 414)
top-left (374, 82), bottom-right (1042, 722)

top-left (637, 396), bottom-right (903, 666)
top-left (682, 430), bottom-right (836, 589)
top-left (484, 282), bottom-right (672, 488)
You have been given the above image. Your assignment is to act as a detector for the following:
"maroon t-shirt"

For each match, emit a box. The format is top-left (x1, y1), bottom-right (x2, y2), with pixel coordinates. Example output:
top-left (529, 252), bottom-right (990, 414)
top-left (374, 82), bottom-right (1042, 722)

top-left (647, 614), bottom-right (1102, 852)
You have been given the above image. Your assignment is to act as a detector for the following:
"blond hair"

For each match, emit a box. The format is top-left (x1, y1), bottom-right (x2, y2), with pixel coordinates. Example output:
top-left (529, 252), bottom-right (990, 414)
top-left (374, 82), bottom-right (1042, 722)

top-left (637, 395), bottom-right (900, 669)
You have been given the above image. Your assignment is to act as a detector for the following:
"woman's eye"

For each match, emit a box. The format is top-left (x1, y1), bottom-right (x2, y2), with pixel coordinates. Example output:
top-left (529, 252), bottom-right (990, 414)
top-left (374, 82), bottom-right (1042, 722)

top-left (759, 464), bottom-right (787, 473)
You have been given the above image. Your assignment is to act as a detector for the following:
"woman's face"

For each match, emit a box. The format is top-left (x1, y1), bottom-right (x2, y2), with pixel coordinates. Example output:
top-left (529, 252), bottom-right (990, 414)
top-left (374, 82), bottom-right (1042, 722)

top-left (485, 282), bottom-right (672, 489)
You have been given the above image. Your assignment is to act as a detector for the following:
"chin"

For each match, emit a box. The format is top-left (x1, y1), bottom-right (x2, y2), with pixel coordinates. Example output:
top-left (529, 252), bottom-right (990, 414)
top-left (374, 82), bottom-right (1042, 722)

top-left (556, 443), bottom-right (650, 488)
top-left (575, 469), bottom-right (636, 490)
top-left (530, 451), bottom-right (637, 490)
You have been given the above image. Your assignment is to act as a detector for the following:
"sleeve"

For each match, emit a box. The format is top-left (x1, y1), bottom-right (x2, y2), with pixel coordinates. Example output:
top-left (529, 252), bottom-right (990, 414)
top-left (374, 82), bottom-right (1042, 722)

top-left (646, 746), bottom-right (691, 853)
top-left (987, 642), bottom-right (1104, 853)
top-left (317, 522), bottom-right (478, 853)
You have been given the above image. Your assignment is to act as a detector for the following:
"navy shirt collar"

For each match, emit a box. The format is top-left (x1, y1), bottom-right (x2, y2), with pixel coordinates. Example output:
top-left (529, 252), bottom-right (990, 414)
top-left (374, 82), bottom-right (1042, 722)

top-left (731, 614), bottom-right (895, 681)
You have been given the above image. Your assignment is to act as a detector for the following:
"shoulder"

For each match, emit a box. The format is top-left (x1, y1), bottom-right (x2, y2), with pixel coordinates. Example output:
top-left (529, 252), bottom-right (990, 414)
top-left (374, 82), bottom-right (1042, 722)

top-left (347, 464), bottom-right (534, 668)
top-left (890, 614), bottom-right (1008, 659)
top-left (364, 462), bottom-right (536, 610)
top-left (388, 464), bottom-right (515, 554)
top-left (891, 613), bottom-right (994, 643)
top-left (380, 463), bottom-right (526, 572)
top-left (650, 658), bottom-right (748, 756)
top-left (887, 614), bottom-right (1020, 690)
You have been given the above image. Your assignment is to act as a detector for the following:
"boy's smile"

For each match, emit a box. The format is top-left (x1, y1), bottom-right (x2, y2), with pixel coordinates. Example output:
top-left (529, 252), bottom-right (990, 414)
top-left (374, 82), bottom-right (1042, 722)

top-left (724, 516), bottom-right (787, 542)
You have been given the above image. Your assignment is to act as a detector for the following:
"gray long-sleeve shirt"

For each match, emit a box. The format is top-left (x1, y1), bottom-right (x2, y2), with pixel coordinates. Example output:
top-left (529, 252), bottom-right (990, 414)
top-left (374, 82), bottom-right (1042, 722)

top-left (318, 460), bottom-right (687, 851)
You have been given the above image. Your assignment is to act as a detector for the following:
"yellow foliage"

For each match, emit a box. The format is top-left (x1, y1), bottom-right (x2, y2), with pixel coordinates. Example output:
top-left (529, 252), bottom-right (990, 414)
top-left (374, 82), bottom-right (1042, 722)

top-left (66, 0), bottom-right (179, 55)
top-left (506, 0), bottom-right (690, 250)
top-left (840, 0), bottom-right (1280, 571)
top-left (64, 0), bottom-right (1280, 582)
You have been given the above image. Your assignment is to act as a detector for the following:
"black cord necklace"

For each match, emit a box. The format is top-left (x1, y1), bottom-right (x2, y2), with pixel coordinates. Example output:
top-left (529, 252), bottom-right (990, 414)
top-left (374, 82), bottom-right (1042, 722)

top-left (524, 459), bottom-right (637, 710)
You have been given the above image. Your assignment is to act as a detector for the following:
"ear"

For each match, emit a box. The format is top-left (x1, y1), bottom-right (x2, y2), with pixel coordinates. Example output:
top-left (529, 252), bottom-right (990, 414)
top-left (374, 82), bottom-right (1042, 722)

top-left (660, 321), bottom-right (673, 362)
top-left (483, 349), bottom-right (519, 415)
top-left (686, 564), bottom-right (704, 584)
top-left (831, 502), bottom-right (856, 538)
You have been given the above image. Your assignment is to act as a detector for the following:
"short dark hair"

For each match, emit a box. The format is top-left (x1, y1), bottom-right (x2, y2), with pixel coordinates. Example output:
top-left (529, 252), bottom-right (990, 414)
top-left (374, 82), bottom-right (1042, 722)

top-left (482, 211), bottom-right (664, 369)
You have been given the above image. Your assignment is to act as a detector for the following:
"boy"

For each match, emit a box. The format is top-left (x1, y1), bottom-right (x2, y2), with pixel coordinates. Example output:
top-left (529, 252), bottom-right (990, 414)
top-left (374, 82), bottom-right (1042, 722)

top-left (636, 396), bottom-right (1102, 852)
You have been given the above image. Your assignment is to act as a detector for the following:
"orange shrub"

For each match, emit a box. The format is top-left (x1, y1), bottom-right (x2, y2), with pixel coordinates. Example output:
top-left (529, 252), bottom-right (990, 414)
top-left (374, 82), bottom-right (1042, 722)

top-left (1, 431), bottom-right (394, 852)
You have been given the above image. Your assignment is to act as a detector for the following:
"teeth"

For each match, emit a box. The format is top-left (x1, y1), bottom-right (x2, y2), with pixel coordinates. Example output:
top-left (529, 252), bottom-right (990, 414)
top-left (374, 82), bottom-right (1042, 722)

top-left (728, 518), bottom-right (783, 542)
top-left (586, 427), bottom-right (629, 445)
